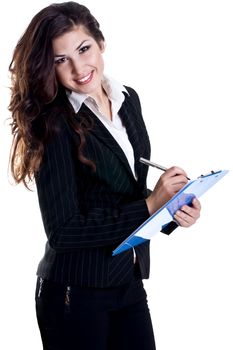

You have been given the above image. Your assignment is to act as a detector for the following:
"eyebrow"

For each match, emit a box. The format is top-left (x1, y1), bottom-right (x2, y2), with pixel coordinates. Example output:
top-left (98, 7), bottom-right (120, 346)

top-left (54, 40), bottom-right (89, 58)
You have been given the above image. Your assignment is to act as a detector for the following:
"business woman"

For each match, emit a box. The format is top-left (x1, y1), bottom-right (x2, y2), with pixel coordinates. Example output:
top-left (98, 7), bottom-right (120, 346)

top-left (8, 2), bottom-right (201, 349)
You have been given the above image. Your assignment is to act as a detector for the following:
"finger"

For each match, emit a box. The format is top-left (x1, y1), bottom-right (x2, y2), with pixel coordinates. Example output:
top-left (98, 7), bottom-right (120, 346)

top-left (171, 175), bottom-right (189, 189)
top-left (181, 203), bottom-right (201, 220)
top-left (174, 210), bottom-right (196, 227)
top-left (181, 205), bottom-right (199, 217)
top-left (192, 198), bottom-right (201, 210)
top-left (174, 214), bottom-right (192, 227)
top-left (160, 173), bottom-right (188, 190)
top-left (165, 166), bottom-right (189, 179)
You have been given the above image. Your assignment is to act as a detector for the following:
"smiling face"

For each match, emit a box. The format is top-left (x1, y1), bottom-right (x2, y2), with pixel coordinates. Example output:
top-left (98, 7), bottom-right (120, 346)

top-left (52, 25), bottom-right (105, 98)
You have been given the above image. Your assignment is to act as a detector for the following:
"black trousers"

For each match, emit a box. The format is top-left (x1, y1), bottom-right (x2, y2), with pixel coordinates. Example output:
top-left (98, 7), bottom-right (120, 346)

top-left (35, 273), bottom-right (156, 350)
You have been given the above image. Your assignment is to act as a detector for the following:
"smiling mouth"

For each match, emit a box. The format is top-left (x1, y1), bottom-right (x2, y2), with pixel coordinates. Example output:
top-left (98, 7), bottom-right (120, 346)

top-left (76, 71), bottom-right (94, 85)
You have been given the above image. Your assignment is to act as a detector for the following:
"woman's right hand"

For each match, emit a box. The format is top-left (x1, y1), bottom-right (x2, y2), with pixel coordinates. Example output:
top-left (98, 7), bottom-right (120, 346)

top-left (146, 166), bottom-right (189, 215)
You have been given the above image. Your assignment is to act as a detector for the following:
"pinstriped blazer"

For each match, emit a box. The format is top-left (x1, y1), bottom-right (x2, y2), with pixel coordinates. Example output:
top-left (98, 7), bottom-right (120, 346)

top-left (35, 86), bottom-right (176, 287)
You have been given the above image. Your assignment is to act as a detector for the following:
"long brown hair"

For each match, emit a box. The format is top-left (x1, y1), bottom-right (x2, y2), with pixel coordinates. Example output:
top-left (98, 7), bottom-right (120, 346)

top-left (9, 2), bottom-right (104, 188)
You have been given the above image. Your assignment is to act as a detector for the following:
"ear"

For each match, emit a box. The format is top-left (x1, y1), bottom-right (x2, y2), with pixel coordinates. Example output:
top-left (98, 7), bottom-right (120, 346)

top-left (99, 40), bottom-right (105, 53)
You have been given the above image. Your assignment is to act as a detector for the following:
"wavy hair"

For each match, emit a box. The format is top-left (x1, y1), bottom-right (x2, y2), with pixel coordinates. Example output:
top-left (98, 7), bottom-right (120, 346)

top-left (9, 1), bottom-right (104, 188)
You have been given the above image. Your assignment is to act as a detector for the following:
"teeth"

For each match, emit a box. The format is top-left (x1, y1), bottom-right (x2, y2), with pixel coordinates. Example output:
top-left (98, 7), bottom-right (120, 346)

top-left (78, 72), bottom-right (92, 83)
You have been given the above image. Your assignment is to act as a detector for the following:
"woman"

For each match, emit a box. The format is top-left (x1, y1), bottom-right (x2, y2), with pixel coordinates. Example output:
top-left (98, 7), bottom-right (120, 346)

top-left (8, 2), bottom-right (201, 349)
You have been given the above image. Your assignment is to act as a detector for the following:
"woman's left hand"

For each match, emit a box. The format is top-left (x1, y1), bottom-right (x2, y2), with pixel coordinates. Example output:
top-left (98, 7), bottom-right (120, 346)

top-left (173, 198), bottom-right (201, 228)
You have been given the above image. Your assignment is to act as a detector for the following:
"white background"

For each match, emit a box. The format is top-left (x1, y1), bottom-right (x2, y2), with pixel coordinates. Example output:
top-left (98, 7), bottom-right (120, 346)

top-left (0, 1), bottom-right (232, 349)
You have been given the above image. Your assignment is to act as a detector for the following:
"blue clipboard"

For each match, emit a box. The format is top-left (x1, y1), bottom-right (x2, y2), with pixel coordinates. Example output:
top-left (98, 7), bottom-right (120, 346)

top-left (112, 169), bottom-right (229, 256)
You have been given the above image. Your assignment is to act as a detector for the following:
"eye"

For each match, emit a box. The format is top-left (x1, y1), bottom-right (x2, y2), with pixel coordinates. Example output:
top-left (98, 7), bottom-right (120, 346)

top-left (54, 56), bottom-right (68, 65)
top-left (79, 45), bottom-right (90, 54)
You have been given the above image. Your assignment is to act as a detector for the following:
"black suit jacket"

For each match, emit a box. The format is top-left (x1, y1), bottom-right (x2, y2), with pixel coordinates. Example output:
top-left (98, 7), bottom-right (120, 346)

top-left (36, 87), bottom-right (176, 287)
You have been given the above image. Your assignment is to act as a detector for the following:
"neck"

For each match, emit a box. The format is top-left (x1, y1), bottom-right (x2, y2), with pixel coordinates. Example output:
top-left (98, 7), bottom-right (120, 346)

top-left (89, 85), bottom-right (106, 106)
top-left (90, 87), bottom-right (112, 120)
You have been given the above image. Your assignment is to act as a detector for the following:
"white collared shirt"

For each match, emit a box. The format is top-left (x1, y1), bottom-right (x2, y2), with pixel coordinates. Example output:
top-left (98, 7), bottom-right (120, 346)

top-left (67, 75), bottom-right (136, 178)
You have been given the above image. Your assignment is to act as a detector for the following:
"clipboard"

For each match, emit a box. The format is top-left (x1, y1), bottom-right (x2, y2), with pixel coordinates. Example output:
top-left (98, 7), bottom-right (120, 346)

top-left (112, 169), bottom-right (229, 256)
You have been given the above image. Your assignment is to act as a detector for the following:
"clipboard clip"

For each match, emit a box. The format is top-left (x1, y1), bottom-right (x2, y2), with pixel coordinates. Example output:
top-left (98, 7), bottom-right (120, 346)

top-left (198, 170), bottom-right (221, 178)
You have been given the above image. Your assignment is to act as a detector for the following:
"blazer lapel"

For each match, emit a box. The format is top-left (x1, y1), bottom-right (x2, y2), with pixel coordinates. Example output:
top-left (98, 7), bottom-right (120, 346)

top-left (76, 103), bottom-right (136, 181)
top-left (119, 92), bottom-right (150, 185)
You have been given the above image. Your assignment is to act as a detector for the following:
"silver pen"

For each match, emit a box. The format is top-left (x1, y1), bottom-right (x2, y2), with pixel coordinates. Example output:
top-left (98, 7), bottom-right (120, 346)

top-left (139, 157), bottom-right (190, 180)
top-left (139, 157), bottom-right (168, 171)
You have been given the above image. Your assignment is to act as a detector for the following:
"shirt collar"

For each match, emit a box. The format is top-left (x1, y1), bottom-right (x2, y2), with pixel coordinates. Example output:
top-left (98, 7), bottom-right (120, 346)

top-left (67, 75), bottom-right (129, 114)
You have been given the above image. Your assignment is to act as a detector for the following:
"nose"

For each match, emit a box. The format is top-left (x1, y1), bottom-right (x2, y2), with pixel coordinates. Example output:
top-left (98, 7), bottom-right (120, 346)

top-left (70, 58), bottom-right (83, 76)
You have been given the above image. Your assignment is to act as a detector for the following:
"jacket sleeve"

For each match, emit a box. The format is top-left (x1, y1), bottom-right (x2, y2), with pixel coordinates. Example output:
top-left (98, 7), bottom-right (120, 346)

top-left (161, 221), bottom-right (178, 234)
top-left (35, 118), bottom-right (150, 252)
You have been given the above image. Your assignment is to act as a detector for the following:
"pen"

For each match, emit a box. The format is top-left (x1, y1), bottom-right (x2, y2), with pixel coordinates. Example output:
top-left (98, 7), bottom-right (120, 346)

top-left (139, 157), bottom-right (168, 171)
top-left (139, 157), bottom-right (190, 180)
